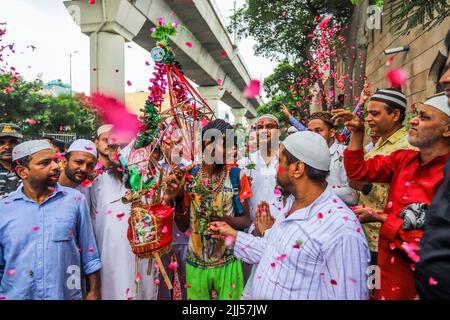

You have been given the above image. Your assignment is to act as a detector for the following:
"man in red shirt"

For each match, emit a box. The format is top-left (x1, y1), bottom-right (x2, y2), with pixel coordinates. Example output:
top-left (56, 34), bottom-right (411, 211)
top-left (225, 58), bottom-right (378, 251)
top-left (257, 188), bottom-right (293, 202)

top-left (334, 93), bottom-right (450, 300)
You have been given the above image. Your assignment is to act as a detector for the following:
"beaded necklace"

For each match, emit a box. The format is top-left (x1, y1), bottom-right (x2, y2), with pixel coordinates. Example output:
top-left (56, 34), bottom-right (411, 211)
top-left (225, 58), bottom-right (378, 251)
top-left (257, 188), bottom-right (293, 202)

top-left (199, 165), bottom-right (227, 193)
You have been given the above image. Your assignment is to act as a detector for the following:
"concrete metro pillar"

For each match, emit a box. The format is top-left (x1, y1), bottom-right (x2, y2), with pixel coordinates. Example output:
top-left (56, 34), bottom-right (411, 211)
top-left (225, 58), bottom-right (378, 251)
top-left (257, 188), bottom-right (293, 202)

top-left (198, 86), bottom-right (225, 118)
top-left (64, 0), bottom-right (146, 103)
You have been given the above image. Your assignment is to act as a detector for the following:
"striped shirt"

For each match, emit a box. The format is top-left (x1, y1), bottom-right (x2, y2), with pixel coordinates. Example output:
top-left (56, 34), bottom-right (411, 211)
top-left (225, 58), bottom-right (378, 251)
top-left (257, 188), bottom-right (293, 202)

top-left (0, 164), bottom-right (21, 200)
top-left (234, 186), bottom-right (370, 300)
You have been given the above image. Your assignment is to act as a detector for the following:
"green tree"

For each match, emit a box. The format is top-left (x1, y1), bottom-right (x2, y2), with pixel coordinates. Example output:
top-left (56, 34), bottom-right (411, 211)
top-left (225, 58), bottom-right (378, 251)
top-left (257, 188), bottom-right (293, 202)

top-left (0, 74), bottom-right (99, 138)
top-left (263, 61), bottom-right (309, 120)
top-left (389, 0), bottom-right (449, 36)
top-left (229, 0), bottom-right (353, 63)
top-left (229, 0), bottom-right (358, 114)
top-left (0, 74), bottom-right (45, 121)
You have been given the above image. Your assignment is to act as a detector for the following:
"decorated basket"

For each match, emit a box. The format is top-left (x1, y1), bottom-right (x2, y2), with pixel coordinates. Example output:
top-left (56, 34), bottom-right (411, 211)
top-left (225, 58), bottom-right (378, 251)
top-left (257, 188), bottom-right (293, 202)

top-left (127, 202), bottom-right (174, 257)
top-left (127, 201), bottom-right (175, 291)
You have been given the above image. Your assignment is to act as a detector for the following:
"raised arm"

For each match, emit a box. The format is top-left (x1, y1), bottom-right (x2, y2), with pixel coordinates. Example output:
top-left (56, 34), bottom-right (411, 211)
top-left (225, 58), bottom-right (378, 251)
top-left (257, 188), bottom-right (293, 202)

top-left (281, 104), bottom-right (307, 131)
top-left (333, 110), bottom-right (397, 183)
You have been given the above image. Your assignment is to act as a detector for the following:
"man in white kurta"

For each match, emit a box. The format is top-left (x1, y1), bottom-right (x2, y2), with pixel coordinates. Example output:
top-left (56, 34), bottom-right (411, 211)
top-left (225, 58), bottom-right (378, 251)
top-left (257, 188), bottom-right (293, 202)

top-left (237, 114), bottom-right (284, 298)
top-left (89, 141), bottom-right (158, 300)
top-left (238, 114), bottom-right (283, 222)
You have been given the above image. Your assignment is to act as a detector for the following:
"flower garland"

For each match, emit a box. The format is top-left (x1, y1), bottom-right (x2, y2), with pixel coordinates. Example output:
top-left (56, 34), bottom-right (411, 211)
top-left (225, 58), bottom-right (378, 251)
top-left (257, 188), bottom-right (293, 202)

top-left (134, 18), bottom-right (191, 149)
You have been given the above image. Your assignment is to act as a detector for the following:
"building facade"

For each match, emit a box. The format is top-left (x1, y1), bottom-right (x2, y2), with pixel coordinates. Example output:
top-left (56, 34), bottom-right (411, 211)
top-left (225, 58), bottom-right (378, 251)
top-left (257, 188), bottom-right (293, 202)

top-left (365, 1), bottom-right (450, 106)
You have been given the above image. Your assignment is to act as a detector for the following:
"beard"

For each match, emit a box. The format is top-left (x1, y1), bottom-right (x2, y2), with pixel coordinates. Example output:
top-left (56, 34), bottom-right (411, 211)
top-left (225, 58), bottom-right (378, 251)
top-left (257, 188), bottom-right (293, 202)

top-left (408, 130), bottom-right (441, 148)
top-left (278, 184), bottom-right (291, 197)
top-left (65, 167), bottom-right (88, 184)
top-left (29, 172), bottom-right (60, 190)
top-left (108, 160), bottom-right (124, 182)
top-left (98, 150), bottom-right (109, 159)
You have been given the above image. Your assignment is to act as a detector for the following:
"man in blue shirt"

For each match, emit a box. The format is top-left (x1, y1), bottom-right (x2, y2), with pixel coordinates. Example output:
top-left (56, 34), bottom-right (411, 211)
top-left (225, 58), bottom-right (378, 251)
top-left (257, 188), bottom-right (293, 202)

top-left (0, 140), bottom-right (102, 300)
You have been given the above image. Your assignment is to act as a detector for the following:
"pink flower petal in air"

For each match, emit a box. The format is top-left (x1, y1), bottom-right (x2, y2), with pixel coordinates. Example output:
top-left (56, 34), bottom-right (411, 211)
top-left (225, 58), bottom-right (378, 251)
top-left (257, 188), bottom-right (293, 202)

top-left (116, 213), bottom-right (125, 221)
top-left (330, 279), bottom-right (338, 286)
top-left (318, 212), bottom-right (323, 219)
top-left (389, 243), bottom-right (396, 250)
top-left (216, 79), bottom-right (222, 85)
top-left (126, 80), bottom-right (132, 86)
top-left (318, 15), bottom-right (332, 29)
top-left (168, 261), bottom-right (178, 270)
top-left (386, 56), bottom-right (395, 66)
top-left (135, 273), bottom-right (141, 282)
top-left (53, 153), bottom-right (65, 161)
top-left (402, 242), bottom-right (421, 263)
top-left (154, 279), bottom-right (161, 285)
top-left (225, 236), bottom-right (236, 246)
top-left (276, 254), bottom-right (287, 262)
top-left (94, 162), bottom-right (104, 171)
top-left (429, 277), bottom-right (438, 286)
top-left (162, 226), bottom-right (168, 234)
top-left (274, 187), bottom-right (281, 195)
top-left (220, 50), bottom-right (228, 57)
top-left (89, 0), bottom-right (95, 4)
top-left (385, 68), bottom-right (407, 88)
top-left (185, 42), bottom-right (193, 48)
top-left (199, 118), bottom-right (209, 127)
top-left (244, 80), bottom-right (261, 99)
top-left (81, 180), bottom-right (92, 188)
top-left (32, 226), bottom-right (40, 232)
top-left (88, 93), bottom-right (141, 143)
top-left (6, 270), bottom-right (16, 276)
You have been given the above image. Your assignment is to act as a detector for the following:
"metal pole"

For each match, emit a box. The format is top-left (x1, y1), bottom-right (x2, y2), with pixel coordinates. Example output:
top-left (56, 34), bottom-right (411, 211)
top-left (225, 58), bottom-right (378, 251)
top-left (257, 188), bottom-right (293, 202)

top-left (69, 51), bottom-right (78, 96)
top-left (69, 53), bottom-right (72, 95)
top-left (233, 1), bottom-right (236, 45)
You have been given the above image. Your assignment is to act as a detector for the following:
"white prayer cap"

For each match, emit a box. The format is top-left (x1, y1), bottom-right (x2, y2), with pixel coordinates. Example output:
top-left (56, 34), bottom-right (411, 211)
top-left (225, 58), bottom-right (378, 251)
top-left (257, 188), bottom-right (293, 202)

top-left (282, 131), bottom-right (330, 171)
top-left (12, 140), bottom-right (54, 162)
top-left (97, 124), bottom-right (113, 137)
top-left (256, 114), bottom-right (280, 127)
top-left (287, 126), bottom-right (298, 134)
top-left (423, 94), bottom-right (450, 117)
top-left (67, 139), bottom-right (97, 158)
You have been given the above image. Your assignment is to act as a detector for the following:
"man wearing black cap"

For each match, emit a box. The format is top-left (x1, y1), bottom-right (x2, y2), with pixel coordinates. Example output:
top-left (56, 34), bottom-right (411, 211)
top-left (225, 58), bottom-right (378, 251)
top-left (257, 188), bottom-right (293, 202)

top-left (0, 123), bottom-right (23, 199)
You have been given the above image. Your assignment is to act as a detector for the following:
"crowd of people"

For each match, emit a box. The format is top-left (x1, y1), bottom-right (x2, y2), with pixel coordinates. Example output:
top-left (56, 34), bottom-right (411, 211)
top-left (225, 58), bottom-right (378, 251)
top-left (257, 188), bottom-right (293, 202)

top-left (0, 32), bottom-right (449, 301)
